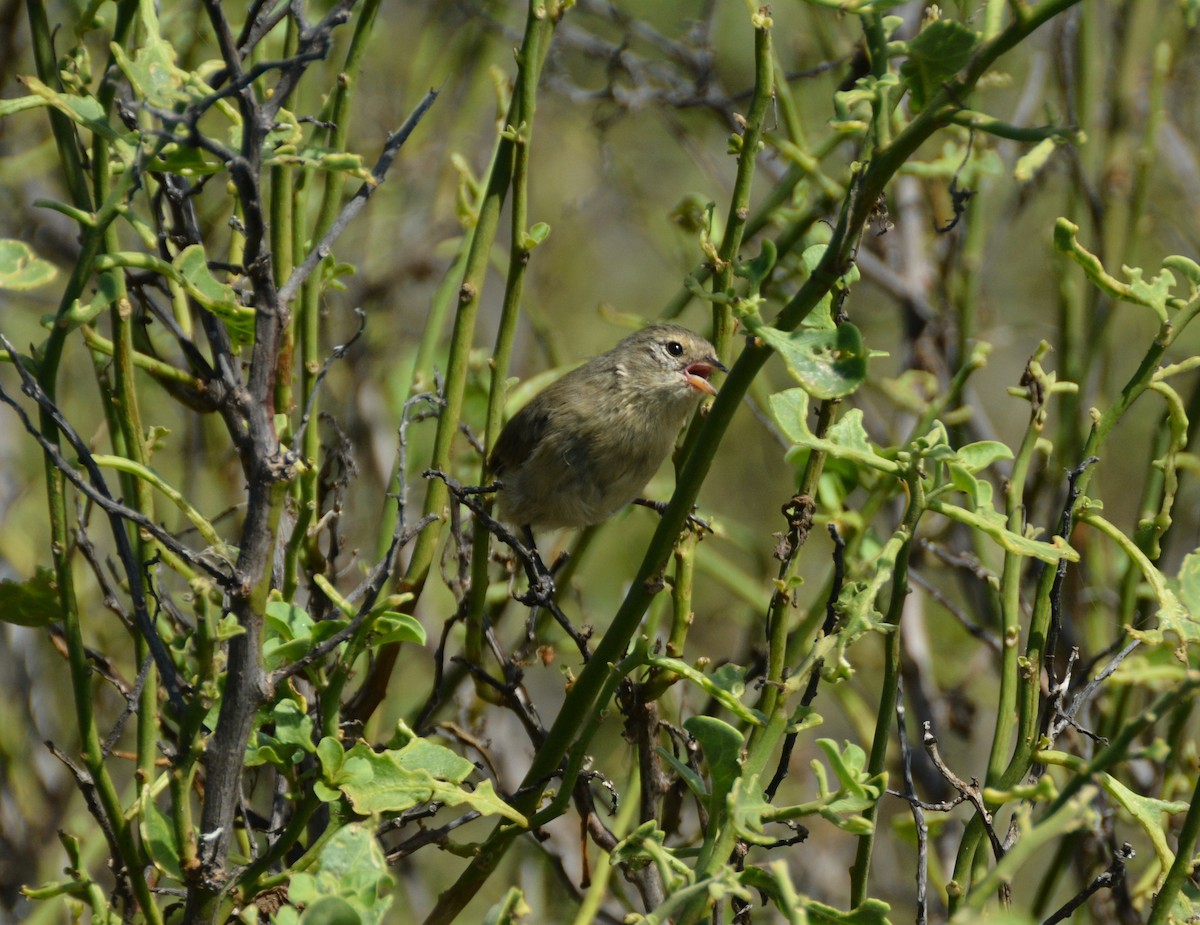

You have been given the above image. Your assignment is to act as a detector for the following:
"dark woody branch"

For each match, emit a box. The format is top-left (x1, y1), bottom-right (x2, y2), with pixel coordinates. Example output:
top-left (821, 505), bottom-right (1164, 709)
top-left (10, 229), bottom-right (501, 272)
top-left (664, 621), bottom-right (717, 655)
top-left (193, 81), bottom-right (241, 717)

top-left (277, 85), bottom-right (441, 304)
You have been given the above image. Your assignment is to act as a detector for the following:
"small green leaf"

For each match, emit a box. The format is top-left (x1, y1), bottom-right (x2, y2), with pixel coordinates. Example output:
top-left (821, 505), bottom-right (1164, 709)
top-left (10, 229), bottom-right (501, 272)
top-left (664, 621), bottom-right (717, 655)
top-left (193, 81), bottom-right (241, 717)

top-left (266, 147), bottom-right (372, 181)
top-left (333, 741), bottom-right (525, 824)
top-left (658, 747), bottom-right (709, 801)
top-left (266, 600), bottom-right (314, 640)
top-left (519, 222), bottom-right (551, 251)
top-left (0, 567), bottom-right (61, 627)
top-left (797, 244), bottom-right (861, 330)
top-left (298, 897), bottom-right (361, 925)
top-left (735, 240), bottom-right (777, 290)
top-left (758, 324), bottom-right (868, 399)
top-left (288, 824), bottom-right (394, 925)
top-left (481, 887), bottom-right (531, 925)
top-left (685, 715), bottom-right (744, 813)
top-left (829, 531), bottom-right (906, 678)
top-left (18, 76), bottom-right (124, 143)
top-left (947, 461), bottom-right (993, 508)
top-left (371, 611), bottom-right (426, 646)
top-left (773, 389), bottom-right (901, 476)
top-left (1054, 218), bottom-right (1177, 321)
top-left (930, 497), bottom-right (1079, 565)
top-left (955, 441), bottom-right (1014, 473)
top-left (138, 791), bottom-right (183, 882)
top-left (172, 245), bottom-right (256, 342)
top-left (271, 698), bottom-right (315, 752)
top-left (900, 20), bottom-right (980, 110)
top-left (1175, 549), bottom-right (1200, 616)
top-left (1163, 255), bottom-right (1200, 301)
top-left (1098, 773), bottom-right (1189, 872)
top-left (0, 240), bottom-right (58, 290)
top-left (643, 656), bottom-right (766, 725)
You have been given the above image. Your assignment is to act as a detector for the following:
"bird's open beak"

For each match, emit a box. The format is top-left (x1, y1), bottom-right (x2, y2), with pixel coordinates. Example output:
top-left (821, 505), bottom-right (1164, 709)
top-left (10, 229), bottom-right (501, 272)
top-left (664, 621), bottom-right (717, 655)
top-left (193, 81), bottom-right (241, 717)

top-left (684, 357), bottom-right (727, 396)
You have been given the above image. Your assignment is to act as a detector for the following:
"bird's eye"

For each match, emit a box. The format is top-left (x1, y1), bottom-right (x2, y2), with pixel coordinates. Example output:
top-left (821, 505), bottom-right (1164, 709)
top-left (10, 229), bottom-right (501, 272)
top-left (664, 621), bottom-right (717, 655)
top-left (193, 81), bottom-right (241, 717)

top-left (665, 340), bottom-right (684, 357)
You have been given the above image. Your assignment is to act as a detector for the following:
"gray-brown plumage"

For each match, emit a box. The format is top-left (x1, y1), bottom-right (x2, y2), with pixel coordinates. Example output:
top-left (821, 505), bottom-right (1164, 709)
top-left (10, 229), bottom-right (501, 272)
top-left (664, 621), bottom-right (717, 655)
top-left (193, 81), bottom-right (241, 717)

top-left (489, 324), bottom-right (724, 530)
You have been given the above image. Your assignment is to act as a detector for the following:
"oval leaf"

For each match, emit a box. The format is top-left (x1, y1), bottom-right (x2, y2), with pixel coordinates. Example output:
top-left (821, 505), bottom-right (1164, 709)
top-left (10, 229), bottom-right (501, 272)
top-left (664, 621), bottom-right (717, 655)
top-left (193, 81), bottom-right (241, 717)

top-left (758, 323), bottom-right (868, 399)
top-left (0, 240), bottom-right (58, 291)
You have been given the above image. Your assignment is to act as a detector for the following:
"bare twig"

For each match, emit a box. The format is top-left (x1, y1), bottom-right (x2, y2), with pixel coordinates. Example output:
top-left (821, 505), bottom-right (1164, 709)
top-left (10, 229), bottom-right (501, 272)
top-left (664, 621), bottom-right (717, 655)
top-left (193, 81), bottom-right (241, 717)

top-left (291, 308), bottom-right (368, 453)
top-left (425, 469), bottom-right (594, 660)
top-left (896, 681), bottom-right (929, 925)
top-left (278, 85), bottom-right (442, 304)
top-left (46, 740), bottom-right (129, 902)
top-left (0, 344), bottom-right (236, 587)
top-left (923, 723), bottom-right (1007, 870)
top-left (1, 341), bottom-right (200, 713)
top-left (1041, 843), bottom-right (1133, 925)
top-left (765, 518), bottom-right (842, 801)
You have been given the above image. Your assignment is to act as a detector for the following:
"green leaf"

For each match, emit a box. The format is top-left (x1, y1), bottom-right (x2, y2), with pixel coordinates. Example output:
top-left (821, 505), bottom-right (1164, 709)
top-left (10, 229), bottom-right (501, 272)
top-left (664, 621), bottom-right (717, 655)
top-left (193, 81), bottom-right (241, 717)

top-left (1013, 137), bottom-right (1059, 183)
top-left (519, 222), bottom-right (551, 251)
top-left (1163, 255), bottom-right (1200, 301)
top-left (707, 663), bottom-right (750, 700)
top-left (288, 824), bottom-right (393, 925)
top-left (371, 610), bottom-right (426, 646)
top-left (813, 740), bottom-right (880, 820)
top-left (955, 441), bottom-right (1013, 473)
top-left (929, 498), bottom-right (1079, 565)
top-left (17, 75), bottom-right (124, 144)
top-left (266, 600), bottom-right (315, 640)
top-left (1175, 548), bottom-right (1200, 616)
top-left (804, 899), bottom-right (895, 923)
top-left (684, 715), bottom-right (744, 813)
top-left (0, 240), bottom-right (58, 290)
top-left (298, 897), bottom-right (361, 925)
top-left (271, 698), bottom-right (315, 752)
top-left (1054, 218), bottom-right (1181, 321)
top-left (265, 146), bottom-right (372, 181)
top-left (900, 20), bottom-right (980, 110)
top-left (757, 323), bottom-right (868, 399)
top-left (829, 531), bottom-right (906, 679)
top-left (658, 747), bottom-right (709, 801)
top-left (333, 740), bottom-right (525, 824)
top-left (0, 567), bottom-right (61, 627)
top-left (1098, 773), bottom-right (1190, 872)
top-left (643, 656), bottom-right (766, 725)
top-left (109, 35), bottom-right (186, 109)
top-left (797, 244), bottom-right (861, 330)
top-left (735, 239), bottom-right (777, 291)
top-left (773, 389), bottom-right (901, 476)
top-left (172, 245), bottom-right (256, 342)
top-left (481, 887), bottom-right (531, 925)
top-left (741, 863), bottom-right (895, 925)
top-left (138, 790), bottom-right (183, 882)
top-left (610, 820), bottom-right (693, 890)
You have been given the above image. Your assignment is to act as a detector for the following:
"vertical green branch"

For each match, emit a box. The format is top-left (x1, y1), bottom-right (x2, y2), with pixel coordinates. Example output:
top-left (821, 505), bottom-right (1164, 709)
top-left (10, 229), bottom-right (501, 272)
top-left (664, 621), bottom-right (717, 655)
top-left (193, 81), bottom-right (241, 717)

top-left (986, 347), bottom-right (1052, 783)
top-left (464, 9), bottom-right (549, 688)
top-left (709, 11), bottom-right (773, 358)
top-left (284, 0), bottom-right (382, 602)
top-left (21, 1), bottom-right (156, 919)
top-left (347, 0), bottom-right (560, 726)
top-left (849, 490), bottom-right (921, 906)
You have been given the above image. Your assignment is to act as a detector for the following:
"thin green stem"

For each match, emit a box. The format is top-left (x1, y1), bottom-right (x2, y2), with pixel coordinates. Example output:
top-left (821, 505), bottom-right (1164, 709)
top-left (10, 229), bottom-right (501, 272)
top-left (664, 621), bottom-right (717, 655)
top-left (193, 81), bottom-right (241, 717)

top-left (710, 17), bottom-right (773, 358)
top-left (347, 0), bottom-right (558, 726)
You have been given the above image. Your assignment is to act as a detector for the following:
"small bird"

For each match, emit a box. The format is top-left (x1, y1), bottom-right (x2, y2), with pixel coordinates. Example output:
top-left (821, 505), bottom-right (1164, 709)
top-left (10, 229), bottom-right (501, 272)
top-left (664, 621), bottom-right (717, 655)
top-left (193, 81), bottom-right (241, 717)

top-left (488, 323), bottom-right (725, 532)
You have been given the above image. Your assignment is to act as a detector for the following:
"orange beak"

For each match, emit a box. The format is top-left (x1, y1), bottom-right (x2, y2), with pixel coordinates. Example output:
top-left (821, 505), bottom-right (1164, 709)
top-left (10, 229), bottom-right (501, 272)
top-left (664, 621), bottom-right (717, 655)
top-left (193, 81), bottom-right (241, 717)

top-left (685, 358), bottom-right (726, 396)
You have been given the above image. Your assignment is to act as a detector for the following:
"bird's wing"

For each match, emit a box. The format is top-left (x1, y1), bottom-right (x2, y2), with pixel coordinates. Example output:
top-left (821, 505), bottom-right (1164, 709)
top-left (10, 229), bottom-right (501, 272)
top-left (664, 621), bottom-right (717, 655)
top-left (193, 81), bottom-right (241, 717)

top-left (488, 400), bottom-right (551, 474)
